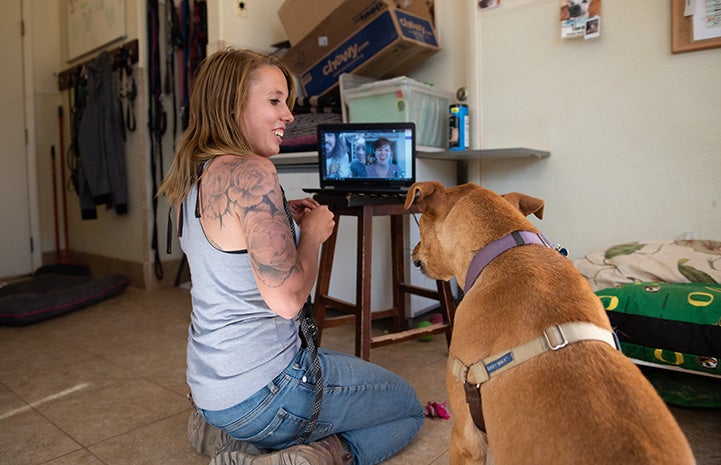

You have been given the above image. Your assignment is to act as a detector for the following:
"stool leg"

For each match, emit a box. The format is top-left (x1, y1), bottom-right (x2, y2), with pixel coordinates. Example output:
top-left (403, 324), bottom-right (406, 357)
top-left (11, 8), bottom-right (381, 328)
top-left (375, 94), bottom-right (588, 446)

top-left (437, 280), bottom-right (456, 346)
top-left (357, 207), bottom-right (373, 361)
top-left (390, 214), bottom-right (405, 333)
top-left (312, 211), bottom-right (340, 346)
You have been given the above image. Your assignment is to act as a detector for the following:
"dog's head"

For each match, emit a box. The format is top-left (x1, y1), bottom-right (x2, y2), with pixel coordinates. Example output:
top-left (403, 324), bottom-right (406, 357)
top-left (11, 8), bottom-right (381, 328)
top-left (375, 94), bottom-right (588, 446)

top-left (563, 0), bottom-right (592, 19)
top-left (405, 181), bottom-right (544, 285)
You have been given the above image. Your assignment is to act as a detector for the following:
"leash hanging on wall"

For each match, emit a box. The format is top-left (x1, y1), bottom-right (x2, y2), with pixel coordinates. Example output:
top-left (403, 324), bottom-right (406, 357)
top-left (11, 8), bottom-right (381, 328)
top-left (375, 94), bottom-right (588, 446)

top-left (148, 0), bottom-right (166, 280)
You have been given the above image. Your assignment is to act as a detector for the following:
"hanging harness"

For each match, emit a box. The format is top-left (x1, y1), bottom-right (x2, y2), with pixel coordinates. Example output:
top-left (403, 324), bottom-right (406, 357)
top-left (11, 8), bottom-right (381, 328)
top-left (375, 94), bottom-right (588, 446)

top-left (148, 0), bottom-right (167, 280)
top-left (165, 0), bottom-right (183, 150)
top-left (451, 231), bottom-right (619, 432)
top-left (115, 45), bottom-right (136, 134)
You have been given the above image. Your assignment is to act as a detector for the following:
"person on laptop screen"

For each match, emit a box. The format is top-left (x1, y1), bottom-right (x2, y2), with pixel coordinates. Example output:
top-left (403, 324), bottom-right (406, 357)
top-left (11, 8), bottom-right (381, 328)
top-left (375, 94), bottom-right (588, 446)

top-left (323, 131), bottom-right (351, 179)
top-left (366, 137), bottom-right (402, 179)
top-left (349, 135), bottom-right (367, 178)
top-left (158, 49), bottom-right (423, 465)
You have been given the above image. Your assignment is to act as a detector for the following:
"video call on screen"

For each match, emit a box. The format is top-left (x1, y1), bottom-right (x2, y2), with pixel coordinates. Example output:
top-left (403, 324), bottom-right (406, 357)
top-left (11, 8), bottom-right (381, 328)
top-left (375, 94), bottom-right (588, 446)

top-left (322, 129), bottom-right (413, 180)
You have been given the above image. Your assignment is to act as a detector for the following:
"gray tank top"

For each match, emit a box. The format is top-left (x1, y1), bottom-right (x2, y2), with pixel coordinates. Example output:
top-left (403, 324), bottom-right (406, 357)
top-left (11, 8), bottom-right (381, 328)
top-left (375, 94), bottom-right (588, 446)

top-left (181, 182), bottom-right (301, 411)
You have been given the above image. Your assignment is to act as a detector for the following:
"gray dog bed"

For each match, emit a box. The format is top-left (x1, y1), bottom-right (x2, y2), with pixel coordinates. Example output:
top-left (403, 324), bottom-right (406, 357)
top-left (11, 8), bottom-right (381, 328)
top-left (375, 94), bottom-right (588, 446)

top-left (0, 268), bottom-right (129, 325)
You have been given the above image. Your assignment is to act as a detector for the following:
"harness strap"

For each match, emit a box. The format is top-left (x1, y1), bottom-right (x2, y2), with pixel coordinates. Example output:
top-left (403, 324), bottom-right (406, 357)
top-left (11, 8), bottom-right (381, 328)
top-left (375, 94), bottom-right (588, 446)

top-left (179, 0), bottom-right (190, 129)
top-left (148, 0), bottom-right (168, 280)
top-left (463, 382), bottom-right (486, 432)
top-left (449, 321), bottom-right (620, 432)
top-left (464, 231), bottom-right (552, 294)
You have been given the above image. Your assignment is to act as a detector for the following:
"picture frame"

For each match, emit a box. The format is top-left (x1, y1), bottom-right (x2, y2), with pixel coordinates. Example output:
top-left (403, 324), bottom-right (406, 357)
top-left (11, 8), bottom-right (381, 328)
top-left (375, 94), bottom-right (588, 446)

top-left (671, 0), bottom-right (721, 54)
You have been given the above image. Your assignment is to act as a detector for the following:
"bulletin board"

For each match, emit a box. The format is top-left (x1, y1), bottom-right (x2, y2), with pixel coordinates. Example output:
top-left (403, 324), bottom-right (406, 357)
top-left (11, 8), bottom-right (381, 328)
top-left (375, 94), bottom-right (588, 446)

top-left (671, 0), bottom-right (721, 54)
top-left (66, 0), bottom-right (127, 61)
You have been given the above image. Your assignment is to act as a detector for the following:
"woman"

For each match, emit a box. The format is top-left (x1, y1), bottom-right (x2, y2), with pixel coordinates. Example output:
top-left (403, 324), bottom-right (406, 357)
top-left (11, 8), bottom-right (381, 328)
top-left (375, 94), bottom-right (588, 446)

top-left (324, 132), bottom-right (351, 179)
top-left (158, 49), bottom-right (424, 465)
top-left (349, 136), bottom-right (367, 178)
top-left (365, 138), bottom-right (400, 178)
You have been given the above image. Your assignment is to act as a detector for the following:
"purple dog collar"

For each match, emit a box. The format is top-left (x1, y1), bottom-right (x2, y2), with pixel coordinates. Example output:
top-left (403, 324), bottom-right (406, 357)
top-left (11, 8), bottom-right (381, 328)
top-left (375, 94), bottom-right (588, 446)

top-left (463, 231), bottom-right (553, 294)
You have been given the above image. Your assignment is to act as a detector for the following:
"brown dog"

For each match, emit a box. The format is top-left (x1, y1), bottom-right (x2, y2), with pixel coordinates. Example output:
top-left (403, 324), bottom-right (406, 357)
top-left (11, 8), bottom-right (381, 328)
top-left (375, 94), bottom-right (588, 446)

top-left (405, 181), bottom-right (695, 465)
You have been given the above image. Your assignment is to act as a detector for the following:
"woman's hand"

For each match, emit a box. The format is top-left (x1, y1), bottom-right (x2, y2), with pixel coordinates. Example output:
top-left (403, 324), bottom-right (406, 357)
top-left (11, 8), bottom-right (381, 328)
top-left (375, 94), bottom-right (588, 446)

top-left (298, 204), bottom-right (335, 244)
top-left (288, 197), bottom-right (320, 224)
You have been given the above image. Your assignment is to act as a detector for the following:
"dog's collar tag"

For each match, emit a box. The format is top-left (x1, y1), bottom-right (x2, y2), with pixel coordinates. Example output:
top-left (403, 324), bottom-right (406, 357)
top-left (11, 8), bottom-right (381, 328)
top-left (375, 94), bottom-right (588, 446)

top-left (464, 231), bottom-right (553, 294)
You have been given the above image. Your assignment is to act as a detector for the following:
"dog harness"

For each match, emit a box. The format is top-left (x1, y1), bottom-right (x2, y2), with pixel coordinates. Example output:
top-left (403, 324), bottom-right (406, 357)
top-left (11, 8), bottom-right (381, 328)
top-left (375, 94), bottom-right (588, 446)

top-left (450, 322), bottom-right (620, 432)
top-left (452, 230), bottom-right (618, 432)
top-left (463, 230), bottom-right (566, 294)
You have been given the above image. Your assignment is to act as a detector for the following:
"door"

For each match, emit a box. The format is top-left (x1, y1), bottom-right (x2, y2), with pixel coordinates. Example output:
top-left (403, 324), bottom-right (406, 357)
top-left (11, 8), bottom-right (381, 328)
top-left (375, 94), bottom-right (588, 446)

top-left (0, 0), bottom-right (33, 278)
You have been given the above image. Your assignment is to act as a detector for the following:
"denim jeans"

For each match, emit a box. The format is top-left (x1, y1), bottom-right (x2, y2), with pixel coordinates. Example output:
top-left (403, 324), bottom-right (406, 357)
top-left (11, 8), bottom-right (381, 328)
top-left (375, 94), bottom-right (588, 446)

top-left (198, 347), bottom-right (425, 465)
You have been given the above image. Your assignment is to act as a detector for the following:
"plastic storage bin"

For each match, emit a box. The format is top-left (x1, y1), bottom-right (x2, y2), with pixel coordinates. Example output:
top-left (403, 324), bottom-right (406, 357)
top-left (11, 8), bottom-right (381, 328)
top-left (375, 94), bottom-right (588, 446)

top-left (342, 76), bottom-right (453, 149)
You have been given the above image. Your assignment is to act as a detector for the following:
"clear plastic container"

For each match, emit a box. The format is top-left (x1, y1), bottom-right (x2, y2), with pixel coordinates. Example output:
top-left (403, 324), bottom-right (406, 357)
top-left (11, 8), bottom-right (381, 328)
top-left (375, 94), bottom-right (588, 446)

top-left (341, 75), bottom-right (453, 149)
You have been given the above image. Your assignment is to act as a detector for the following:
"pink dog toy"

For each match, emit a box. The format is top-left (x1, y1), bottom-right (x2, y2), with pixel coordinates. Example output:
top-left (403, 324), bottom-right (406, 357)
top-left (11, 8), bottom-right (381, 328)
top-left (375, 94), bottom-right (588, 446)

top-left (424, 401), bottom-right (451, 420)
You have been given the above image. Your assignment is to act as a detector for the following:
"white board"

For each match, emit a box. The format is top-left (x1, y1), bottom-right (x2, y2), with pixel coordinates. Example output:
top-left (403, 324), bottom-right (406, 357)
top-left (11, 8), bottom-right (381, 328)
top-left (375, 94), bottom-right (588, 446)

top-left (66, 0), bottom-right (126, 61)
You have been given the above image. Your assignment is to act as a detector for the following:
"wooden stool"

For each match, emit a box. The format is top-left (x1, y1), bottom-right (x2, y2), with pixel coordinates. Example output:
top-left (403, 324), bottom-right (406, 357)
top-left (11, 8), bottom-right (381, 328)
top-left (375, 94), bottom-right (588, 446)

top-left (312, 194), bottom-right (455, 361)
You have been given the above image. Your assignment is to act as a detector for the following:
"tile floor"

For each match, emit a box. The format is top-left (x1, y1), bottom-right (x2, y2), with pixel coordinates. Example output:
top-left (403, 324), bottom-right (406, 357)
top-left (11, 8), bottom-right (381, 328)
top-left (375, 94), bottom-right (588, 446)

top-left (0, 286), bottom-right (719, 465)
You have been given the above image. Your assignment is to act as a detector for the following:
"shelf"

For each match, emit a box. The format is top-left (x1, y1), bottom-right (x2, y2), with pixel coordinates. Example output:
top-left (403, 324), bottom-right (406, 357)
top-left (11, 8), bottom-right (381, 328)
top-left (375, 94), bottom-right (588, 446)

top-left (417, 147), bottom-right (550, 160)
top-left (272, 147), bottom-right (550, 176)
top-left (273, 147), bottom-right (549, 166)
top-left (272, 152), bottom-right (317, 165)
top-left (416, 147), bottom-right (549, 185)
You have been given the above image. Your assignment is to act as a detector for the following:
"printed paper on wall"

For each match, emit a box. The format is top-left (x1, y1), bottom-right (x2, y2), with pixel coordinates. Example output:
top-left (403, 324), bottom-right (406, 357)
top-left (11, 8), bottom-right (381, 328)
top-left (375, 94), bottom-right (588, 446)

top-left (560, 0), bottom-right (602, 40)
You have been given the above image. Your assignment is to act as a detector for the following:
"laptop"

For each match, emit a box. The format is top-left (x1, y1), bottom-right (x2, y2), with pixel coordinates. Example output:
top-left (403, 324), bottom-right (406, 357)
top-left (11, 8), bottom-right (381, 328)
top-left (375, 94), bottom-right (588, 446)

top-left (302, 122), bottom-right (416, 199)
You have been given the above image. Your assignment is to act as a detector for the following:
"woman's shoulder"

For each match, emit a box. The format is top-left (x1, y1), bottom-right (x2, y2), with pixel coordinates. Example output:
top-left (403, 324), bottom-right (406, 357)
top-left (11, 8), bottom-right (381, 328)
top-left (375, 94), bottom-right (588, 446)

top-left (211, 153), bottom-right (274, 168)
top-left (203, 154), bottom-right (279, 193)
top-left (205, 154), bottom-right (277, 178)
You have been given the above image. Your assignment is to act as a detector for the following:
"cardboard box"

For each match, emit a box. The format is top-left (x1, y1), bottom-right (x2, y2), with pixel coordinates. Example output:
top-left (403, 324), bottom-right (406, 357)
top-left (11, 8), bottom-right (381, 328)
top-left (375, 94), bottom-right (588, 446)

top-left (278, 0), bottom-right (344, 46)
top-left (278, 0), bottom-right (432, 45)
top-left (280, 0), bottom-right (439, 97)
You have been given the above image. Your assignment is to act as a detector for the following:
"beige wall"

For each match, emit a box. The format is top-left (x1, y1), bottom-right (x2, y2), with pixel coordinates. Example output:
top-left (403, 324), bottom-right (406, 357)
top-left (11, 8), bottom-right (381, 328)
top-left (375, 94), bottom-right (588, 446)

top-left (474, 0), bottom-right (721, 258)
top-left (25, 0), bottom-right (720, 288)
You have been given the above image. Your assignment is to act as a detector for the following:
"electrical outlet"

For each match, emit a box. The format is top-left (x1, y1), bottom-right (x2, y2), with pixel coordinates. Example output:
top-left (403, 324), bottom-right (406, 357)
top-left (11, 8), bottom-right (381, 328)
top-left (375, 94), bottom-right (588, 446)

top-left (235, 1), bottom-right (248, 18)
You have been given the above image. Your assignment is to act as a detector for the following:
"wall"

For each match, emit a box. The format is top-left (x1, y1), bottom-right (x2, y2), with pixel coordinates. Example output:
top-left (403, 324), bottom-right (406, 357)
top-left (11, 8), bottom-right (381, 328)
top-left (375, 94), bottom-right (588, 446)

top-left (474, 0), bottom-right (721, 258)
top-left (26, 0), bottom-right (182, 288)
top-left (28, 0), bottom-right (715, 291)
top-left (206, 0), bottom-right (288, 54)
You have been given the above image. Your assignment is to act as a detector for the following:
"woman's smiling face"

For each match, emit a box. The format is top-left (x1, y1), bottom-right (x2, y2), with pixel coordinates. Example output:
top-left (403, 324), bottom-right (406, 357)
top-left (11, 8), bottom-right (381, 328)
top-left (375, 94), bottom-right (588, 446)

top-left (240, 64), bottom-right (294, 157)
top-left (375, 143), bottom-right (392, 165)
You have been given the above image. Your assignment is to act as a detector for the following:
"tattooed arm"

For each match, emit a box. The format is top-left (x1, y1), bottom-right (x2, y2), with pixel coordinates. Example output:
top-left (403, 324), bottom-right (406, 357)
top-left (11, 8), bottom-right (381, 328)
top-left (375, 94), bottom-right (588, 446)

top-left (200, 154), bottom-right (334, 319)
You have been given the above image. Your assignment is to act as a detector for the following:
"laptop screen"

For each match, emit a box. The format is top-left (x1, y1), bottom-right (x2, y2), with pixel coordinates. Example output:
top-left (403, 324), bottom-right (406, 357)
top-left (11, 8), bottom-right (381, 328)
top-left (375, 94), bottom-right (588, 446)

top-left (316, 122), bottom-right (416, 192)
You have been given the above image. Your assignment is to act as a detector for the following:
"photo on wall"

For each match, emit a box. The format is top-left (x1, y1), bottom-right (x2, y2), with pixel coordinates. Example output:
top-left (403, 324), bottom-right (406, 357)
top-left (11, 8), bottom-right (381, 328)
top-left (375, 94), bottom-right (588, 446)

top-left (478, 0), bottom-right (502, 11)
top-left (560, 0), bottom-right (602, 40)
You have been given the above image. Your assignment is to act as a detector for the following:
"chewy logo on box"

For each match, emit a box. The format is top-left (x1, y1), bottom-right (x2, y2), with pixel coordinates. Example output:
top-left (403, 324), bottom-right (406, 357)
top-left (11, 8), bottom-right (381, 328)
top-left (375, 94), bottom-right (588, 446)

top-left (396, 10), bottom-right (437, 46)
top-left (301, 12), bottom-right (399, 96)
top-left (299, 8), bottom-right (440, 96)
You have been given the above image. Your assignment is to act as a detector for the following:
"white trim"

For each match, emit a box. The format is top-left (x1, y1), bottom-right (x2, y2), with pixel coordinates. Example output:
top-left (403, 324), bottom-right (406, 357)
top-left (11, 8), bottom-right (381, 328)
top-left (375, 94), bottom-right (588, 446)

top-left (629, 358), bottom-right (721, 380)
top-left (22, 0), bottom-right (41, 271)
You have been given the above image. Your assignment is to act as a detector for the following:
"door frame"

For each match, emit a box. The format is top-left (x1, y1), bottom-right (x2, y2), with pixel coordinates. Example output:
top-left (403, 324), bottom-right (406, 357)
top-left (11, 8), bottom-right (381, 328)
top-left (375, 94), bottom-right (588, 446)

top-left (22, 0), bottom-right (41, 272)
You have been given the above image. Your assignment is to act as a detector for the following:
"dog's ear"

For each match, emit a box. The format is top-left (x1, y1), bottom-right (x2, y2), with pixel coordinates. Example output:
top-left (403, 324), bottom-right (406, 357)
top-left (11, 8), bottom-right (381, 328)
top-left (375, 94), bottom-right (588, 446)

top-left (560, 4), bottom-right (569, 21)
top-left (404, 181), bottom-right (446, 213)
top-left (502, 192), bottom-right (545, 219)
top-left (588, 0), bottom-right (600, 17)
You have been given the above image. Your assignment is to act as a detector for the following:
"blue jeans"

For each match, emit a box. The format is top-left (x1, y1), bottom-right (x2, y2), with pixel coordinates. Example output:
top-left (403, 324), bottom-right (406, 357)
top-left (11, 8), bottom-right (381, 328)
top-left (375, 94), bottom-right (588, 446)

top-left (198, 347), bottom-right (425, 465)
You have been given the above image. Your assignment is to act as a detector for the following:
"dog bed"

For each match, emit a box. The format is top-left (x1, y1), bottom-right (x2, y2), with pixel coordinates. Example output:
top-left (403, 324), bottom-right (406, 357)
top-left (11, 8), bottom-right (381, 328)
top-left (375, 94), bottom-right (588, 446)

top-left (574, 239), bottom-right (721, 292)
top-left (596, 281), bottom-right (721, 378)
top-left (575, 239), bottom-right (721, 406)
top-left (640, 365), bottom-right (721, 408)
top-left (0, 271), bottom-right (130, 326)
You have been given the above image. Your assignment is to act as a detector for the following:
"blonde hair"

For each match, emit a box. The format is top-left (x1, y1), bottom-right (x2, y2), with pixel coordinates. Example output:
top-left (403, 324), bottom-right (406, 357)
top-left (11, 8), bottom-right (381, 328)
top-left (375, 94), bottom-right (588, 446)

top-left (158, 49), bottom-right (296, 204)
